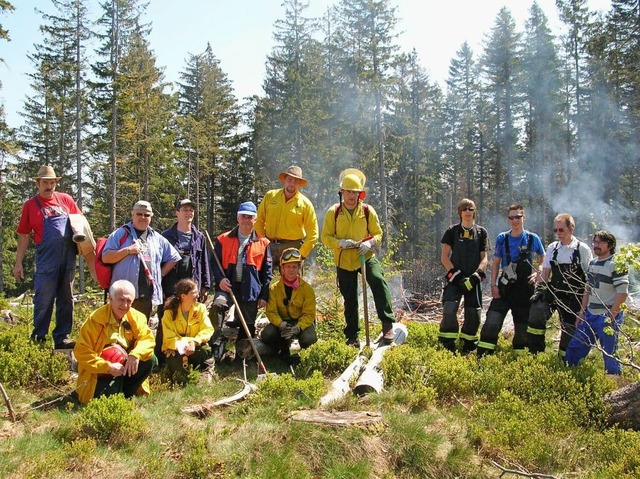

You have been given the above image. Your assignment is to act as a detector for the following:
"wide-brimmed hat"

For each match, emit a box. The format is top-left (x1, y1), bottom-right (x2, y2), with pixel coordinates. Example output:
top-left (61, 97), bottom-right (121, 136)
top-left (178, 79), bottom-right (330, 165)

top-left (33, 165), bottom-right (62, 180)
top-left (278, 165), bottom-right (309, 187)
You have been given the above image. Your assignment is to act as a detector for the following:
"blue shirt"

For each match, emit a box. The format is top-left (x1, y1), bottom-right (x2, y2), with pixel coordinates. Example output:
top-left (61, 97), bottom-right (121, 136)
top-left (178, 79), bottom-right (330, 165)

top-left (494, 230), bottom-right (545, 268)
top-left (103, 222), bottom-right (181, 306)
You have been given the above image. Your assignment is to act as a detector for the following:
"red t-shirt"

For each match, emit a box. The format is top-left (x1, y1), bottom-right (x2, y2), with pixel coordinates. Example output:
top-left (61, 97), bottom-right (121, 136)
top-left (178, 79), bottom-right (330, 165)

top-left (16, 192), bottom-right (81, 244)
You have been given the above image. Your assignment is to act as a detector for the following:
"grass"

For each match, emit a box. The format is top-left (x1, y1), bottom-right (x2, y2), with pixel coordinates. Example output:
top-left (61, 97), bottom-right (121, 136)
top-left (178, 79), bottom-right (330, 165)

top-left (1, 291), bottom-right (640, 478)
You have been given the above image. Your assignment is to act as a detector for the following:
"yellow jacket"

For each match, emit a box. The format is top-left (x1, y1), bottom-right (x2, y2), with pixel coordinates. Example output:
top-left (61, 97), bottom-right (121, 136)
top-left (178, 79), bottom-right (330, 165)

top-left (161, 302), bottom-right (213, 352)
top-left (74, 304), bottom-right (155, 404)
top-left (256, 188), bottom-right (318, 258)
top-left (321, 202), bottom-right (383, 271)
top-left (266, 277), bottom-right (316, 330)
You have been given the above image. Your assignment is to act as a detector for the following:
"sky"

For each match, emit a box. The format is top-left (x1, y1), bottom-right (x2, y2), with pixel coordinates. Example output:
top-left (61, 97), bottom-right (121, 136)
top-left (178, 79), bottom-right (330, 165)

top-left (0, 0), bottom-right (612, 129)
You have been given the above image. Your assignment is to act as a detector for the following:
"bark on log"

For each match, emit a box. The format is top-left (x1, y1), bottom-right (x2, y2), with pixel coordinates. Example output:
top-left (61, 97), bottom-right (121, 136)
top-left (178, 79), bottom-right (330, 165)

top-left (290, 410), bottom-right (382, 427)
top-left (605, 381), bottom-right (640, 429)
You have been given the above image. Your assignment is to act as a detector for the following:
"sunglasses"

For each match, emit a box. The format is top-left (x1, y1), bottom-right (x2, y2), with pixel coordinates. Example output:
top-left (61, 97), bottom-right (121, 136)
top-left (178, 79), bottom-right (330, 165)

top-left (135, 213), bottom-right (152, 218)
top-left (554, 228), bottom-right (565, 233)
top-left (461, 207), bottom-right (475, 212)
top-left (239, 214), bottom-right (255, 219)
top-left (508, 214), bottom-right (523, 220)
top-left (281, 249), bottom-right (302, 262)
top-left (121, 320), bottom-right (131, 330)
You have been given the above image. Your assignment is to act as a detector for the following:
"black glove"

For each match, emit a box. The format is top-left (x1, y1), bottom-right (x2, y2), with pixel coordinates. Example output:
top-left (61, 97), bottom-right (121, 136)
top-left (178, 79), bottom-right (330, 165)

top-left (459, 272), bottom-right (482, 292)
top-left (476, 269), bottom-right (486, 280)
top-left (529, 286), bottom-right (547, 303)
top-left (446, 268), bottom-right (463, 284)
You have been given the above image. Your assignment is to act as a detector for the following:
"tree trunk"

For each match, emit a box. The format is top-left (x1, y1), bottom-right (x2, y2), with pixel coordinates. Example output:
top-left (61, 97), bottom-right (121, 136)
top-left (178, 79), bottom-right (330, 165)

top-left (605, 381), bottom-right (640, 430)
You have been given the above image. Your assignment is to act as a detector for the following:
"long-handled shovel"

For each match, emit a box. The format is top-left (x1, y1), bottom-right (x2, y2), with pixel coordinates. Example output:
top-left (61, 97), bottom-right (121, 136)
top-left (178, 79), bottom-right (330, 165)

top-left (360, 254), bottom-right (371, 348)
top-left (204, 231), bottom-right (268, 376)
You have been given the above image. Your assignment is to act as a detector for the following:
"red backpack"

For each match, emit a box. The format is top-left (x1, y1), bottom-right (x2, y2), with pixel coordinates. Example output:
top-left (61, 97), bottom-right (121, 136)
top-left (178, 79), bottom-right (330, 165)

top-left (94, 226), bottom-right (130, 290)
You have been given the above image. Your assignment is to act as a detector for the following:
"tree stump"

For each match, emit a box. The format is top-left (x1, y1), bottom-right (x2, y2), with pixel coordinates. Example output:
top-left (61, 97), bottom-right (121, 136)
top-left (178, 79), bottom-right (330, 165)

top-left (605, 381), bottom-right (640, 429)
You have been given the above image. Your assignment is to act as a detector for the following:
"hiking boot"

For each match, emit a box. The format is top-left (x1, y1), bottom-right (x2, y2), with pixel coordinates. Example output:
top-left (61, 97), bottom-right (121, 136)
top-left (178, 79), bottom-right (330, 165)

top-left (54, 338), bottom-right (76, 350)
top-left (379, 322), bottom-right (395, 345)
top-left (345, 337), bottom-right (360, 348)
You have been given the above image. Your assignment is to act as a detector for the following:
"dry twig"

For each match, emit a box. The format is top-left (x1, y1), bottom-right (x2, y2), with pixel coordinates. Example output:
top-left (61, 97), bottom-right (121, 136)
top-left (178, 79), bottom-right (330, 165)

top-left (489, 459), bottom-right (559, 479)
top-left (0, 381), bottom-right (16, 422)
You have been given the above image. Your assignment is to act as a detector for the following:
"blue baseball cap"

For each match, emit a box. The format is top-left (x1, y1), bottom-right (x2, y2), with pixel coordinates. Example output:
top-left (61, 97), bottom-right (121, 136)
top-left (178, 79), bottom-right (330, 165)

top-left (237, 201), bottom-right (257, 216)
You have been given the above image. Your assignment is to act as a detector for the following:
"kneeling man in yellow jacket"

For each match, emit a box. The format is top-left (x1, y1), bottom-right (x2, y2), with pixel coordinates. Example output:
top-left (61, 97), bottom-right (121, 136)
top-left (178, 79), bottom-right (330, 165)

top-left (74, 279), bottom-right (155, 404)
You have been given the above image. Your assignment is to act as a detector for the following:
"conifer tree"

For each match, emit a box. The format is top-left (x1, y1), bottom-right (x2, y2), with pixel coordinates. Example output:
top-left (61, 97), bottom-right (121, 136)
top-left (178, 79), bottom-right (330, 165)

top-left (176, 43), bottom-right (240, 232)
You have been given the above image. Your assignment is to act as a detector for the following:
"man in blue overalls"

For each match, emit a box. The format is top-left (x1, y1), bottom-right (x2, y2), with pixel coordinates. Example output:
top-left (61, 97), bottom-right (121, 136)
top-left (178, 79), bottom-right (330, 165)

top-left (14, 165), bottom-right (83, 349)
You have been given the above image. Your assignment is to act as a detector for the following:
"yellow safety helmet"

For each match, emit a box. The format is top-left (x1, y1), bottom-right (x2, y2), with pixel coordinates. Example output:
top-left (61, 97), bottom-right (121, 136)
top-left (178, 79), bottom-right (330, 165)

top-left (339, 168), bottom-right (366, 191)
top-left (280, 247), bottom-right (302, 265)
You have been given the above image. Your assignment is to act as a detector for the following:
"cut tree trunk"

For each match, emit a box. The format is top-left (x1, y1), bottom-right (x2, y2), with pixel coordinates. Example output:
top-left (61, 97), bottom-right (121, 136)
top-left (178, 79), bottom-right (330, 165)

top-left (605, 381), bottom-right (640, 429)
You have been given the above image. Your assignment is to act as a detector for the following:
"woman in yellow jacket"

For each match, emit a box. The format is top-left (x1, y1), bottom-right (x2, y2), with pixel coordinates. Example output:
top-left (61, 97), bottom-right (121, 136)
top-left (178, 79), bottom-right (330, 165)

top-left (161, 278), bottom-right (214, 381)
top-left (74, 279), bottom-right (155, 404)
top-left (261, 248), bottom-right (318, 364)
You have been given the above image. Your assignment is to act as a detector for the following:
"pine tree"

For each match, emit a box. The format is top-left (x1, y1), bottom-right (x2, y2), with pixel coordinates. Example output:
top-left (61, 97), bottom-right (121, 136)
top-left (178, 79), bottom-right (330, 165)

top-left (480, 7), bottom-right (523, 207)
top-left (522, 2), bottom-right (563, 236)
top-left (176, 43), bottom-right (241, 232)
top-left (332, 0), bottom-right (400, 235)
top-left (91, 0), bottom-right (147, 232)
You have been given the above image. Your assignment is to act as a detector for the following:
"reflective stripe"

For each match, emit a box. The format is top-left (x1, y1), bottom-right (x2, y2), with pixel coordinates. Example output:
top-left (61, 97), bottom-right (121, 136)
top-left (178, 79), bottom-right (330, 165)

top-left (526, 326), bottom-right (546, 336)
top-left (438, 332), bottom-right (459, 339)
top-left (459, 332), bottom-right (479, 341)
top-left (477, 341), bottom-right (496, 350)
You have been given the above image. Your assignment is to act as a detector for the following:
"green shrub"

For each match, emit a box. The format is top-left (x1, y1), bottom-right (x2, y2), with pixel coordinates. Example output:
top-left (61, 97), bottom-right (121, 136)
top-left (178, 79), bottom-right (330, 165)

top-left (176, 430), bottom-right (220, 479)
top-left (251, 370), bottom-right (325, 406)
top-left (476, 353), bottom-right (612, 428)
top-left (582, 428), bottom-right (640, 478)
top-left (470, 390), bottom-right (582, 471)
top-left (403, 321), bottom-right (440, 349)
top-left (0, 325), bottom-right (69, 388)
top-left (298, 338), bottom-right (356, 377)
top-left (63, 438), bottom-right (98, 472)
top-left (71, 393), bottom-right (146, 445)
top-left (382, 345), bottom-right (478, 399)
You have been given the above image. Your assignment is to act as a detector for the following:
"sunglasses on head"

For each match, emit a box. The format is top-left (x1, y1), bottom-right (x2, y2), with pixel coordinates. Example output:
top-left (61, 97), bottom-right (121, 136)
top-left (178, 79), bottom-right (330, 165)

top-left (281, 249), bottom-right (302, 262)
top-left (508, 214), bottom-right (523, 220)
top-left (135, 213), bottom-right (152, 218)
top-left (461, 207), bottom-right (475, 212)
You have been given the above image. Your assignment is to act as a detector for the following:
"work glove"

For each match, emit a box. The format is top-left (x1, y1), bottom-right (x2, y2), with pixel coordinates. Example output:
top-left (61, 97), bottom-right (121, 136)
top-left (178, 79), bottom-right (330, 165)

top-left (282, 325), bottom-right (301, 340)
top-left (339, 239), bottom-right (359, 249)
top-left (358, 239), bottom-right (375, 256)
top-left (530, 285), bottom-right (547, 303)
top-left (279, 322), bottom-right (292, 335)
top-left (445, 268), bottom-right (463, 284)
top-left (460, 271), bottom-right (482, 292)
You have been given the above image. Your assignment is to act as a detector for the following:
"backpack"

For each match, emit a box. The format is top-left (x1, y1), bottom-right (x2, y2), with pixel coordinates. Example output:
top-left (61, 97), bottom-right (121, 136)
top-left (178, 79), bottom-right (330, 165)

top-left (334, 203), bottom-right (370, 230)
top-left (94, 226), bottom-right (130, 290)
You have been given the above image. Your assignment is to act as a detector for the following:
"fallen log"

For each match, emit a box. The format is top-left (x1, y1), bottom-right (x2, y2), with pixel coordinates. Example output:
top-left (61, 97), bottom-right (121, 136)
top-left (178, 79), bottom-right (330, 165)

top-left (319, 352), bottom-right (369, 406)
top-left (353, 323), bottom-right (408, 396)
top-left (182, 379), bottom-right (257, 417)
top-left (289, 410), bottom-right (382, 427)
top-left (605, 380), bottom-right (640, 429)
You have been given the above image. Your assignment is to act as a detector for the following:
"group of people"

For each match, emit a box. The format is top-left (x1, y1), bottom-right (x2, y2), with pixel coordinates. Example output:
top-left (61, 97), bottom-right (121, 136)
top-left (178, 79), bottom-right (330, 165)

top-left (14, 164), bottom-right (397, 404)
top-left (440, 199), bottom-right (629, 375)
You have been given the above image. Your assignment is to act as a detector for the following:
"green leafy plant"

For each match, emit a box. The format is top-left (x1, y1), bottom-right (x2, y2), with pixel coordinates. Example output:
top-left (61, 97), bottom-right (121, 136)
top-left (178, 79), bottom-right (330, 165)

top-left (69, 393), bottom-right (146, 445)
top-left (298, 338), bottom-right (356, 377)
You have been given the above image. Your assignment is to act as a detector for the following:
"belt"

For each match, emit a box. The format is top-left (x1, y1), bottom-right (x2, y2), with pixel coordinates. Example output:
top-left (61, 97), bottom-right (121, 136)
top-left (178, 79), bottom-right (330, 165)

top-left (269, 238), bottom-right (303, 244)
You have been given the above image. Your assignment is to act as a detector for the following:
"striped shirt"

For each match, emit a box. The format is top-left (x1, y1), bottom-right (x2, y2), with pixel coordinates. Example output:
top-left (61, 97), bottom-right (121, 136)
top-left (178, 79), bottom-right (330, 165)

top-left (586, 255), bottom-right (629, 314)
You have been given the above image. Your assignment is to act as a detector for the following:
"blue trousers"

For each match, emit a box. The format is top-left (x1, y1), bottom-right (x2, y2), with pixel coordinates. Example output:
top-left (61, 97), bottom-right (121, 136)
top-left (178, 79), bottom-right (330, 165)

top-left (565, 310), bottom-right (623, 374)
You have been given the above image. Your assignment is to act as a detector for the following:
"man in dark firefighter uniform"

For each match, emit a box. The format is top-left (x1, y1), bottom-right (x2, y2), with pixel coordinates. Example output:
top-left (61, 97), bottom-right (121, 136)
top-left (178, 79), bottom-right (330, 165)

top-left (527, 213), bottom-right (592, 356)
top-left (439, 198), bottom-right (489, 353)
top-left (477, 204), bottom-right (545, 356)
